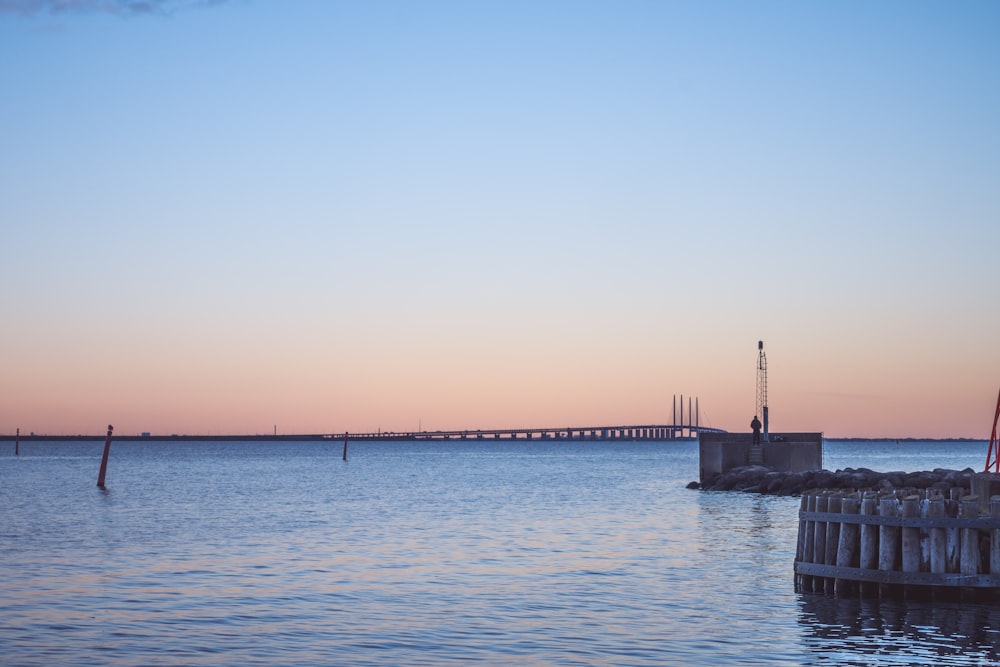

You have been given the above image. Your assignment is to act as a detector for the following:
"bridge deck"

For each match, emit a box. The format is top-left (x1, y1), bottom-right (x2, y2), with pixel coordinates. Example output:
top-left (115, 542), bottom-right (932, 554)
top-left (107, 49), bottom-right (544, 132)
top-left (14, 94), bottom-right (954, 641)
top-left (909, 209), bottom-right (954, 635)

top-left (331, 424), bottom-right (726, 441)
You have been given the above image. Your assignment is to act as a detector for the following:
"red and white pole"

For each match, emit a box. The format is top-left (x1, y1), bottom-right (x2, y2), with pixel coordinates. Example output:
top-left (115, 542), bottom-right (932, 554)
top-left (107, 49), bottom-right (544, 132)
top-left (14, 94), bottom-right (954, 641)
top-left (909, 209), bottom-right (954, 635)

top-left (985, 389), bottom-right (1000, 473)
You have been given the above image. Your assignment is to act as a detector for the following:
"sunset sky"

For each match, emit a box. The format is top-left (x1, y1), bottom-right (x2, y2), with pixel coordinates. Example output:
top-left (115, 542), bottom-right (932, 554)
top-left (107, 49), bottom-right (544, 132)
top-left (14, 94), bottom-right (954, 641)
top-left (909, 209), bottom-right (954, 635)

top-left (2, 1), bottom-right (998, 438)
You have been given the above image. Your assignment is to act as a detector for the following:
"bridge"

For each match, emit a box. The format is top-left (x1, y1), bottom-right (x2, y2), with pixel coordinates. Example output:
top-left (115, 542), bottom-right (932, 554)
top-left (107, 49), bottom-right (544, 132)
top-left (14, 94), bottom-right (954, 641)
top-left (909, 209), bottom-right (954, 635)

top-left (1, 396), bottom-right (725, 443)
top-left (329, 394), bottom-right (724, 442)
top-left (330, 423), bottom-right (726, 442)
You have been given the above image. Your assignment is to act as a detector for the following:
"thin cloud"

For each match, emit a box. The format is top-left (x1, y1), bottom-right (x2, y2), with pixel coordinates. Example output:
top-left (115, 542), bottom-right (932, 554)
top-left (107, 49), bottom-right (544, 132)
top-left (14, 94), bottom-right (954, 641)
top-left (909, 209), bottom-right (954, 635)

top-left (0, 0), bottom-right (230, 15)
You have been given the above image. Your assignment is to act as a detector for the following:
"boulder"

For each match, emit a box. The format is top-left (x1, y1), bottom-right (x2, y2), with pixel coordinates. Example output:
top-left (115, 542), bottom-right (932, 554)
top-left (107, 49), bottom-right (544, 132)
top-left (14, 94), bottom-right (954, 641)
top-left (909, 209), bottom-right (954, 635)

top-left (688, 466), bottom-right (974, 498)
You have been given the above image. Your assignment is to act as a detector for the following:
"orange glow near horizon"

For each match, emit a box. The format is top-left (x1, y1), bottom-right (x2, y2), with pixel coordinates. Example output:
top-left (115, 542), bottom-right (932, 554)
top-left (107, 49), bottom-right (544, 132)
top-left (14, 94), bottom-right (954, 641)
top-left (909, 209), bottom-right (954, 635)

top-left (3, 330), bottom-right (996, 439)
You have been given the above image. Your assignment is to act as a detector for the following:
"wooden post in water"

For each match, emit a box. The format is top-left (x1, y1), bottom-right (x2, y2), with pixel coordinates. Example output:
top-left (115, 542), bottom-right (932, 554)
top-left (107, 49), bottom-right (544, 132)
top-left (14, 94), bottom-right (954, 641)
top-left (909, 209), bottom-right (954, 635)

top-left (992, 496), bottom-right (1000, 576)
top-left (822, 494), bottom-right (841, 594)
top-left (825, 495), bottom-right (842, 567)
top-left (801, 494), bottom-right (815, 590)
top-left (946, 495), bottom-right (961, 571)
top-left (343, 433), bottom-right (348, 462)
top-left (97, 424), bottom-right (113, 488)
top-left (878, 496), bottom-right (899, 571)
top-left (15, 427), bottom-right (19, 456)
top-left (812, 493), bottom-right (828, 592)
top-left (919, 496), bottom-right (930, 572)
top-left (960, 496), bottom-right (981, 575)
top-left (928, 496), bottom-right (947, 574)
top-left (795, 494), bottom-right (808, 563)
top-left (802, 494), bottom-right (816, 566)
top-left (901, 495), bottom-right (921, 574)
top-left (835, 495), bottom-right (860, 595)
top-left (859, 492), bottom-right (879, 595)
top-left (859, 493), bottom-right (878, 571)
top-left (878, 496), bottom-right (900, 596)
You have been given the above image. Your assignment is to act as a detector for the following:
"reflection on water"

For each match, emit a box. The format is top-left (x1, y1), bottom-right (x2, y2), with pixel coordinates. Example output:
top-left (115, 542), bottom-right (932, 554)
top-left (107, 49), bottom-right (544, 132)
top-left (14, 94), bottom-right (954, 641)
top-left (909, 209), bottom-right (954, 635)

top-left (799, 587), bottom-right (1000, 666)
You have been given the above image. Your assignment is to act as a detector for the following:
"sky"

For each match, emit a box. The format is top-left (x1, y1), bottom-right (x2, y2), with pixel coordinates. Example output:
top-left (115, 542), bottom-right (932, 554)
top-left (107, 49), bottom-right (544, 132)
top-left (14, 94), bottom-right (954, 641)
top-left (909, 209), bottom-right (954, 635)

top-left (1, 0), bottom-right (998, 438)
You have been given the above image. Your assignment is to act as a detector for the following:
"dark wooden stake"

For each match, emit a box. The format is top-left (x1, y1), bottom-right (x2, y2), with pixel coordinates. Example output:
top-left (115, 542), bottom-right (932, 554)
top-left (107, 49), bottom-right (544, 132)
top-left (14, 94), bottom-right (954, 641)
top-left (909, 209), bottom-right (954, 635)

top-left (97, 424), bottom-right (113, 488)
top-left (15, 428), bottom-right (19, 456)
top-left (343, 433), bottom-right (348, 461)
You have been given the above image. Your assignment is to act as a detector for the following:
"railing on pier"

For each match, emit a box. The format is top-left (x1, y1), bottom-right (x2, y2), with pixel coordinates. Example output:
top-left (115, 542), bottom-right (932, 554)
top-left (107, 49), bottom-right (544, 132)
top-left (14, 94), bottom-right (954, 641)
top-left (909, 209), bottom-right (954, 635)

top-left (795, 490), bottom-right (1000, 595)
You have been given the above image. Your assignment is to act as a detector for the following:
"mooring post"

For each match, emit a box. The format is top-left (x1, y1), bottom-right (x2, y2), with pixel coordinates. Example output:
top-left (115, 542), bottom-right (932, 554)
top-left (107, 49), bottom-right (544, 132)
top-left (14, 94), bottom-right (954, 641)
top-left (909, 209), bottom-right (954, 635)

top-left (825, 495), bottom-right (842, 568)
top-left (901, 495), bottom-right (921, 573)
top-left (15, 427), bottom-right (19, 456)
top-left (794, 494), bottom-right (808, 591)
top-left (795, 494), bottom-right (809, 565)
top-left (878, 496), bottom-right (900, 572)
top-left (991, 495), bottom-right (1000, 576)
top-left (343, 433), bottom-right (348, 462)
top-left (858, 492), bottom-right (879, 596)
top-left (97, 424), bottom-right (113, 488)
top-left (835, 494), bottom-right (860, 595)
top-left (928, 495), bottom-right (947, 574)
top-left (812, 493), bottom-right (828, 583)
top-left (960, 496), bottom-right (981, 575)
top-left (823, 494), bottom-right (842, 594)
top-left (801, 494), bottom-right (816, 566)
top-left (859, 492), bottom-right (878, 571)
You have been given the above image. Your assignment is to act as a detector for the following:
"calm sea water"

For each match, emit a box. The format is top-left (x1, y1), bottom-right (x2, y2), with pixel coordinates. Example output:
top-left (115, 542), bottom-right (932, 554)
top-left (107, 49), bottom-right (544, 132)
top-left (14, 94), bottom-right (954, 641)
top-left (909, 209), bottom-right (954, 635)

top-left (1, 438), bottom-right (997, 666)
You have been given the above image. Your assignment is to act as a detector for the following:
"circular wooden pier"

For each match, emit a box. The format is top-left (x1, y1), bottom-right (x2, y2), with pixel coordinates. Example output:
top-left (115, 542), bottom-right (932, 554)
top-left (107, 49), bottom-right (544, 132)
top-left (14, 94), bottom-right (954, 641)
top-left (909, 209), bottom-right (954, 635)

top-left (795, 489), bottom-right (1000, 596)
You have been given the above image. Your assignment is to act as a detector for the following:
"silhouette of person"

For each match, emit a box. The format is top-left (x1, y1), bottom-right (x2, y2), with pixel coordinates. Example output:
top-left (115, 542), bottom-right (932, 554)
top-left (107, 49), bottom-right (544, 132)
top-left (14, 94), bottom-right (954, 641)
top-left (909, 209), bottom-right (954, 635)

top-left (751, 415), bottom-right (762, 445)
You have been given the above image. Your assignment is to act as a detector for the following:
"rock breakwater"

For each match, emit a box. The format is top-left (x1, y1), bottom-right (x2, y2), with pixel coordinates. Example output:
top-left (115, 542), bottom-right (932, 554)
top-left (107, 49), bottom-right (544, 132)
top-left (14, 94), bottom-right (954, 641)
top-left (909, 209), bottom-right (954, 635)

top-left (688, 466), bottom-right (978, 497)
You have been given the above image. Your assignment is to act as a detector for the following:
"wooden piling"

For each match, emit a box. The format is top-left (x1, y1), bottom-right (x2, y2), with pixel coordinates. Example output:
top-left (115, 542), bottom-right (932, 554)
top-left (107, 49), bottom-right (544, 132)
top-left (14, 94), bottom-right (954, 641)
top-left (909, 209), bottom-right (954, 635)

top-left (901, 495), bottom-right (921, 573)
top-left (795, 495), bottom-right (807, 561)
top-left (801, 494), bottom-right (815, 565)
top-left (813, 494), bottom-right (828, 578)
top-left (919, 497), bottom-right (930, 572)
top-left (796, 494), bottom-right (815, 591)
top-left (878, 496), bottom-right (899, 572)
top-left (825, 495), bottom-right (842, 567)
top-left (961, 496), bottom-right (981, 576)
top-left (343, 434), bottom-right (348, 462)
top-left (946, 496), bottom-right (961, 572)
top-left (15, 427), bottom-right (19, 456)
top-left (822, 495), bottom-right (842, 594)
top-left (97, 425), bottom-right (113, 488)
top-left (835, 495), bottom-right (859, 595)
top-left (794, 490), bottom-right (1000, 596)
top-left (859, 492), bottom-right (878, 571)
top-left (992, 496), bottom-right (1000, 576)
top-left (928, 496), bottom-right (947, 574)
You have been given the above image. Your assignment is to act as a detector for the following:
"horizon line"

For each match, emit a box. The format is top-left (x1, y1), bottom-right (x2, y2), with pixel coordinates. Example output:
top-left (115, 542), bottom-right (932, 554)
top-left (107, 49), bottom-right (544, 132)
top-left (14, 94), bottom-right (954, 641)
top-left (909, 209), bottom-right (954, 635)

top-left (0, 433), bottom-right (988, 443)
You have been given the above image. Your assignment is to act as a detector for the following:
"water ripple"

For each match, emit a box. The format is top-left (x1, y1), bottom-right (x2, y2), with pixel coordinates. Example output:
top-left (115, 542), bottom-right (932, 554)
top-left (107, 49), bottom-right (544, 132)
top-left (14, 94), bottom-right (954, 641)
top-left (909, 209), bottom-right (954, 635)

top-left (1, 440), bottom-right (995, 665)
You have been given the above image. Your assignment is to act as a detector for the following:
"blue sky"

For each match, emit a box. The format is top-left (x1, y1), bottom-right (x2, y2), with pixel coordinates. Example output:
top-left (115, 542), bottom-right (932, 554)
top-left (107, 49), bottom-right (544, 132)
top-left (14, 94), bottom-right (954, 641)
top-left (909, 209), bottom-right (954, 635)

top-left (2, 1), bottom-right (998, 437)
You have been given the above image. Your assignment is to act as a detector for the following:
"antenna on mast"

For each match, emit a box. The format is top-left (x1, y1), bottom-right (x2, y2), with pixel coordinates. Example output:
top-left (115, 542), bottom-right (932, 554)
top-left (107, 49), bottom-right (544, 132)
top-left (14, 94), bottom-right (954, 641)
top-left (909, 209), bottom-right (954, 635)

top-left (756, 341), bottom-right (769, 443)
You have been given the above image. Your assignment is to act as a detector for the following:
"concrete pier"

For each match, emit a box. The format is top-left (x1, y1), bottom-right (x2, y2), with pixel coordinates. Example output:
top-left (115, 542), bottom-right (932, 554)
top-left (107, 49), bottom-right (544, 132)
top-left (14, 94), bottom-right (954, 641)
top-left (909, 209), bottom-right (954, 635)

top-left (698, 432), bottom-right (823, 484)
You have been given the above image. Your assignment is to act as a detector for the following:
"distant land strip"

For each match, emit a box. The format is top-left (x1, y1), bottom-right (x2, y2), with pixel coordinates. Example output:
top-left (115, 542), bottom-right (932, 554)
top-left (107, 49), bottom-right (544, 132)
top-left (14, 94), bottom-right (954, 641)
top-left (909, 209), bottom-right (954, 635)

top-left (0, 434), bottom-right (335, 442)
top-left (0, 434), bottom-right (987, 443)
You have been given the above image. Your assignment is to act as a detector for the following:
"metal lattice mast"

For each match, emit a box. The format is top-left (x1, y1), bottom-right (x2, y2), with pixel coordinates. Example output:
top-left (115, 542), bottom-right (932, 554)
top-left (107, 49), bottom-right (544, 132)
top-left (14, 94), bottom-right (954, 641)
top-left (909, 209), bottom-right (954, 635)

top-left (756, 341), bottom-right (769, 443)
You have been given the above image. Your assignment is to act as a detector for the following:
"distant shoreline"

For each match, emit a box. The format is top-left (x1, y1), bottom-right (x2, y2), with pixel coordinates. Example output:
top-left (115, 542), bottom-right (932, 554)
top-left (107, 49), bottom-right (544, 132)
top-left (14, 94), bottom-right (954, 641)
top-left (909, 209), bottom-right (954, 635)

top-left (0, 434), bottom-right (335, 442)
top-left (0, 434), bottom-right (988, 443)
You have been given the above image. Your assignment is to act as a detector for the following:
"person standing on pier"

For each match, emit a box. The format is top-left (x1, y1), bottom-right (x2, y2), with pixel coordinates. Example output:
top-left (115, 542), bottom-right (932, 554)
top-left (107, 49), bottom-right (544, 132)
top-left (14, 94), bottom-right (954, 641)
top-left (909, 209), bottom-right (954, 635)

top-left (750, 415), bottom-right (762, 445)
